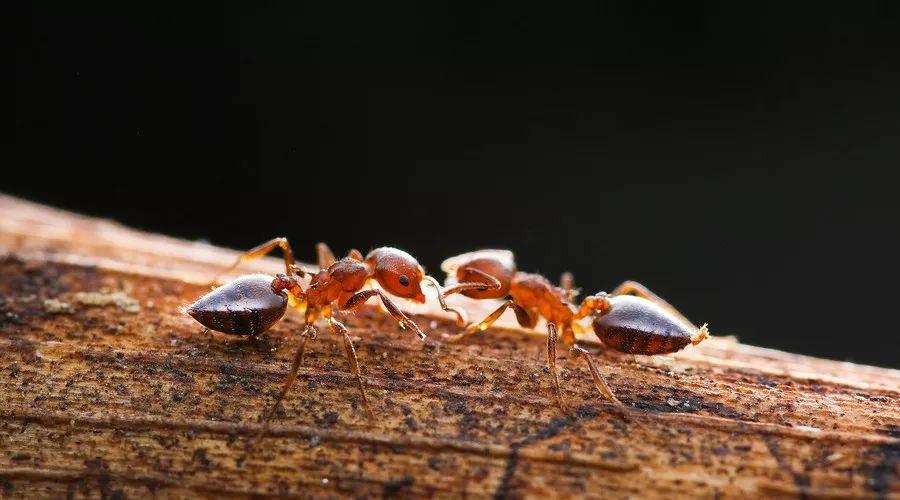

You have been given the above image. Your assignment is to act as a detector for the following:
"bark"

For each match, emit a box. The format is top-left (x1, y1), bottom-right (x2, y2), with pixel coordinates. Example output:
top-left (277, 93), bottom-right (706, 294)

top-left (0, 194), bottom-right (898, 499)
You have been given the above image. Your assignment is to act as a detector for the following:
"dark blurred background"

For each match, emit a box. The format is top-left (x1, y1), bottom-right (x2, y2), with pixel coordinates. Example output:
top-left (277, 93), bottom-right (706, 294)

top-left (12, 3), bottom-right (900, 368)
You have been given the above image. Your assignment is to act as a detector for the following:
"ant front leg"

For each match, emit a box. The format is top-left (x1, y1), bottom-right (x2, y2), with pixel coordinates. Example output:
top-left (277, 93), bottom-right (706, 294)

top-left (327, 317), bottom-right (375, 421)
top-left (213, 237), bottom-right (296, 285)
top-left (440, 268), bottom-right (502, 297)
top-left (249, 324), bottom-right (317, 451)
top-left (611, 281), bottom-right (697, 330)
top-left (426, 269), bottom-right (503, 326)
top-left (341, 289), bottom-right (426, 340)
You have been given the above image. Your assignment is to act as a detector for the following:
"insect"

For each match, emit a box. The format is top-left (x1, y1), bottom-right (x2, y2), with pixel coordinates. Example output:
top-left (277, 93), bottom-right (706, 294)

top-left (440, 249), bottom-right (709, 410)
top-left (186, 238), bottom-right (490, 445)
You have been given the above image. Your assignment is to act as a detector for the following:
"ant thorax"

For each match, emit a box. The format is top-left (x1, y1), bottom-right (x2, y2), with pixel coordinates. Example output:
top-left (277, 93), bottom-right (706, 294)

top-left (509, 272), bottom-right (576, 325)
top-left (305, 260), bottom-right (369, 307)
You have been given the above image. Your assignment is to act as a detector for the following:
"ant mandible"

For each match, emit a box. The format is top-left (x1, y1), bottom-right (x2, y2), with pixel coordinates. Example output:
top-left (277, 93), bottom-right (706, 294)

top-left (439, 249), bottom-right (709, 411)
top-left (186, 238), bottom-right (490, 445)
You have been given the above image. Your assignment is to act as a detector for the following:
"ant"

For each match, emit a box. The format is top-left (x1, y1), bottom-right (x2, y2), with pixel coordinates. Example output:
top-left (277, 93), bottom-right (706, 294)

top-left (186, 238), bottom-right (490, 445)
top-left (439, 249), bottom-right (709, 411)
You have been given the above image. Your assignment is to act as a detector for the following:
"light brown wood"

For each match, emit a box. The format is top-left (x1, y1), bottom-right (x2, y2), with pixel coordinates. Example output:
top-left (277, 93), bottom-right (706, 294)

top-left (0, 194), bottom-right (898, 499)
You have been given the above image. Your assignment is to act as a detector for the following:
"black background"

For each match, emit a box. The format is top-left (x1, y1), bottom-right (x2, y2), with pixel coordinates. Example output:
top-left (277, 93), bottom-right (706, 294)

top-left (13, 3), bottom-right (900, 368)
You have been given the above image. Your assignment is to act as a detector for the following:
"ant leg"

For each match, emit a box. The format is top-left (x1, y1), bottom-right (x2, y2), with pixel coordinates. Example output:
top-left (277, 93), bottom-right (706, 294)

top-left (428, 268), bottom-right (503, 326)
top-left (546, 322), bottom-right (567, 412)
top-left (213, 237), bottom-right (295, 284)
top-left (421, 276), bottom-right (468, 326)
top-left (249, 324), bottom-right (316, 451)
top-left (440, 268), bottom-right (502, 297)
top-left (328, 317), bottom-right (375, 421)
top-left (341, 289), bottom-right (426, 340)
top-left (611, 281), bottom-right (697, 330)
top-left (570, 344), bottom-right (623, 407)
top-left (443, 300), bottom-right (511, 341)
top-left (443, 300), bottom-right (533, 342)
top-left (560, 272), bottom-right (578, 302)
top-left (316, 242), bottom-right (336, 269)
top-left (423, 268), bottom-right (503, 327)
top-left (560, 272), bottom-right (575, 290)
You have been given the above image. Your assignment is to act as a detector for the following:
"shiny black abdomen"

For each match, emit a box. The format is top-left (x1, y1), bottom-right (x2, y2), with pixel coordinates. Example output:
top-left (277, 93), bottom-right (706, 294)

top-left (187, 274), bottom-right (288, 335)
top-left (592, 295), bottom-right (692, 355)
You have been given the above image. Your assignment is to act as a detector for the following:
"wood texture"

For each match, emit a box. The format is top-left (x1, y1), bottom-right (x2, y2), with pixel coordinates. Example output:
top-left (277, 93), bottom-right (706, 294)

top-left (0, 194), bottom-right (898, 499)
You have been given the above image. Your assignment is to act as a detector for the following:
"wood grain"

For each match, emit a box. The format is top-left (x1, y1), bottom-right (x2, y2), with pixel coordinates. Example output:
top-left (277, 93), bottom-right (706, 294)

top-left (0, 194), bottom-right (898, 499)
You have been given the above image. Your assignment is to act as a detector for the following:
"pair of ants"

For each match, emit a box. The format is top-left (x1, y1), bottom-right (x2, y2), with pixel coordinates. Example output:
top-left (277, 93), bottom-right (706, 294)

top-left (187, 238), bottom-right (709, 447)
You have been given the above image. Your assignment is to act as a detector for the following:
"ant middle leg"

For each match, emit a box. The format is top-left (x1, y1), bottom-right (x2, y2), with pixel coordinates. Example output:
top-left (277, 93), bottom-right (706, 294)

top-left (610, 280), bottom-right (697, 330)
top-left (213, 237), bottom-right (296, 284)
top-left (327, 317), bottom-right (375, 421)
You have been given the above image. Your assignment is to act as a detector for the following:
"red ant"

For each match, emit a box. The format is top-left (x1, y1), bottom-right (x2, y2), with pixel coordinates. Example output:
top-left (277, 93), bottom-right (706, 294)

top-left (186, 238), bottom-right (490, 445)
top-left (440, 249), bottom-right (709, 411)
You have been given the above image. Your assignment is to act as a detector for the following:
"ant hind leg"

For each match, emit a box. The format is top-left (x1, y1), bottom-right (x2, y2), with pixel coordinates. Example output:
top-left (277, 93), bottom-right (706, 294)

top-left (249, 324), bottom-right (316, 451)
top-left (546, 323), bottom-right (567, 412)
top-left (316, 242), bottom-right (336, 269)
top-left (570, 344), bottom-right (623, 408)
top-left (213, 237), bottom-right (296, 285)
top-left (611, 280), bottom-right (697, 330)
top-left (570, 345), bottom-right (652, 433)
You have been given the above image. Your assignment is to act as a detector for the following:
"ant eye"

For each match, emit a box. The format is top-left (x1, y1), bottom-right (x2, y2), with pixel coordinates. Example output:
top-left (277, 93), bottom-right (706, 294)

top-left (399, 275), bottom-right (410, 286)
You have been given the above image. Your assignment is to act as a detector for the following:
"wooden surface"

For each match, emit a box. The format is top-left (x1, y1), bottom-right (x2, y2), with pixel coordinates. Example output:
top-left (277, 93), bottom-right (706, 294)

top-left (0, 194), bottom-right (898, 499)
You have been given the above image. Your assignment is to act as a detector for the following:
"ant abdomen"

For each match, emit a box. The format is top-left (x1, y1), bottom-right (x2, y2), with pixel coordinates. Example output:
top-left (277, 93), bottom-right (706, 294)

top-left (187, 274), bottom-right (288, 335)
top-left (592, 295), bottom-right (694, 355)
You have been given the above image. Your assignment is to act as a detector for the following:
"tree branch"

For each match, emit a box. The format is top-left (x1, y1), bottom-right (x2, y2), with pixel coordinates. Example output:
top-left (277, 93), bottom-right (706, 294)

top-left (0, 194), bottom-right (898, 498)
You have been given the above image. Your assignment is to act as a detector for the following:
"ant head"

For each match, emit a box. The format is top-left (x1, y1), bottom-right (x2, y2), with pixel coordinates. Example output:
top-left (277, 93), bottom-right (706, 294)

top-left (365, 247), bottom-right (426, 302)
top-left (441, 250), bottom-right (515, 299)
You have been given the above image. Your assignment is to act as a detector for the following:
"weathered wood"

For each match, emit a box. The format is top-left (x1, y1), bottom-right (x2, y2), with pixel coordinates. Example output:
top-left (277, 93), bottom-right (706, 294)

top-left (0, 194), bottom-right (898, 499)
